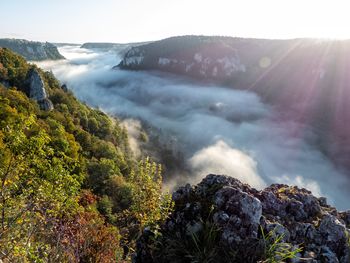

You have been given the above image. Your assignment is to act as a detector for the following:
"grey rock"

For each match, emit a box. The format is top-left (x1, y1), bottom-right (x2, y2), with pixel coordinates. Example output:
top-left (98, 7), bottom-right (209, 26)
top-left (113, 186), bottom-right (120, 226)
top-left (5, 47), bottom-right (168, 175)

top-left (61, 84), bottom-right (68, 92)
top-left (213, 211), bottom-right (230, 224)
top-left (320, 246), bottom-right (339, 262)
top-left (340, 247), bottom-right (350, 263)
top-left (172, 183), bottom-right (192, 202)
top-left (27, 68), bottom-right (47, 101)
top-left (215, 186), bottom-right (262, 226)
top-left (134, 174), bottom-right (350, 263)
top-left (265, 222), bottom-right (290, 242)
top-left (38, 98), bottom-right (54, 111)
top-left (26, 68), bottom-right (53, 111)
top-left (318, 214), bottom-right (347, 251)
top-left (318, 197), bottom-right (328, 207)
top-left (339, 210), bottom-right (350, 227)
top-left (258, 190), bottom-right (286, 217)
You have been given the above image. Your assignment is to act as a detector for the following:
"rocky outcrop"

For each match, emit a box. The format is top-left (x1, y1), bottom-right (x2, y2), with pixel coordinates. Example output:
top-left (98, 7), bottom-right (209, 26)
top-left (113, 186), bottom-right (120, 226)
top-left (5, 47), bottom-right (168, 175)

top-left (26, 68), bottom-right (53, 111)
top-left (134, 174), bottom-right (350, 263)
top-left (0, 38), bottom-right (65, 61)
top-left (61, 84), bottom-right (68, 92)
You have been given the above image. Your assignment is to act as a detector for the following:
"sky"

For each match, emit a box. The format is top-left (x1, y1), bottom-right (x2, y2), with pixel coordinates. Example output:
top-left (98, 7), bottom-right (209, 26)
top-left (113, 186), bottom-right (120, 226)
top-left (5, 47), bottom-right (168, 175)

top-left (1, 0), bottom-right (350, 43)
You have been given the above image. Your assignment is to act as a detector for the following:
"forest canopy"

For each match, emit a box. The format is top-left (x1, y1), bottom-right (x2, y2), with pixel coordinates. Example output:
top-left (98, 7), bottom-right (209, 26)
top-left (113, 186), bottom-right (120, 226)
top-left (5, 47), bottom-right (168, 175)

top-left (0, 48), bottom-right (172, 262)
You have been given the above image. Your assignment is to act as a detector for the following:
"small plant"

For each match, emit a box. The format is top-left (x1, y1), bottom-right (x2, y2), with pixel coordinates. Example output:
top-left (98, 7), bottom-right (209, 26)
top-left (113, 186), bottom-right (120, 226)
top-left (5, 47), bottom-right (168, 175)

top-left (155, 219), bottom-right (227, 263)
top-left (186, 219), bottom-right (222, 263)
top-left (345, 230), bottom-right (350, 253)
top-left (260, 226), bottom-right (302, 263)
top-left (154, 204), bottom-right (236, 263)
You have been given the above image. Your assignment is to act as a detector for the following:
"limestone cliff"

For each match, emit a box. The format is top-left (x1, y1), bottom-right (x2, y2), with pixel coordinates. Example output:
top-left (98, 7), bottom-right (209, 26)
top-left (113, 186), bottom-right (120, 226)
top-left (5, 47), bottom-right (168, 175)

top-left (26, 68), bottom-right (53, 111)
top-left (0, 38), bottom-right (65, 61)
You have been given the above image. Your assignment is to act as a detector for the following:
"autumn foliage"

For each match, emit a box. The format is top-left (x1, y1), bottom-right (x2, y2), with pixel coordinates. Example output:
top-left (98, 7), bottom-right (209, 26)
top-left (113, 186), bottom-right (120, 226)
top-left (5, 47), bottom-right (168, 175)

top-left (0, 48), bottom-right (173, 262)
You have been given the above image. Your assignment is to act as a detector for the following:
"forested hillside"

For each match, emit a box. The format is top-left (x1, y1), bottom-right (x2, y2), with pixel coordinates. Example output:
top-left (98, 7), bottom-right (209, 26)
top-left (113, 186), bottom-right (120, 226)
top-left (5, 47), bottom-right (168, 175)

top-left (0, 48), bottom-right (172, 262)
top-left (0, 39), bottom-right (64, 61)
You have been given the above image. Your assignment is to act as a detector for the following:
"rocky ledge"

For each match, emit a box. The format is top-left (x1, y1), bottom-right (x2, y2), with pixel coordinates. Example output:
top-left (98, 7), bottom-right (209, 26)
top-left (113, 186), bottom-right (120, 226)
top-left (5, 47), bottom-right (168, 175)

top-left (134, 174), bottom-right (350, 263)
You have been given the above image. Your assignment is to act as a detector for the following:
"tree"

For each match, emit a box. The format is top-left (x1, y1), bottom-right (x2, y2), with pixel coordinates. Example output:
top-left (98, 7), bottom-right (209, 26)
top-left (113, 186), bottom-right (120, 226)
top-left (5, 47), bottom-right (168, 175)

top-left (118, 158), bottom-right (173, 247)
top-left (0, 97), bottom-right (80, 261)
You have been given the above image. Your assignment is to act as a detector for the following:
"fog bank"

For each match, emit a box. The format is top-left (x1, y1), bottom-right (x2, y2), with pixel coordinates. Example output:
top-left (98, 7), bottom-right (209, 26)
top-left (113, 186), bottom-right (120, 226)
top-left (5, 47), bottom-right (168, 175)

top-left (36, 46), bottom-right (350, 209)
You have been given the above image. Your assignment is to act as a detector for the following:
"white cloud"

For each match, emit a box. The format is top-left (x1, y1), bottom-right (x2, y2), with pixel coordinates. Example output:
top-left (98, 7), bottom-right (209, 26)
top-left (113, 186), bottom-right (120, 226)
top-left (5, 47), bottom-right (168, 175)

top-left (122, 119), bottom-right (142, 158)
top-left (189, 140), bottom-right (266, 188)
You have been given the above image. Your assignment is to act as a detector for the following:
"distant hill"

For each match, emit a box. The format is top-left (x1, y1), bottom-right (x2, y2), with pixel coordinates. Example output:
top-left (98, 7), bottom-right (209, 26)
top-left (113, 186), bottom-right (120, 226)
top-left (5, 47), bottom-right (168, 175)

top-left (81, 41), bottom-right (151, 49)
top-left (118, 36), bottom-right (329, 84)
top-left (81, 42), bottom-right (124, 49)
top-left (81, 41), bottom-right (153, 57)
top-left (53, 42), bottom-right (81, 47)
top-left (0, 38), bottom-right (65, 60)
top-left (118, 35), bottom-right (350, 171)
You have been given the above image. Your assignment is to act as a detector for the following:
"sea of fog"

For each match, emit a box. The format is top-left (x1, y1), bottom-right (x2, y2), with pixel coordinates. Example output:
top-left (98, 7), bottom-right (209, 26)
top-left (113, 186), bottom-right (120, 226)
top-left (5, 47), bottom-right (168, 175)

top-left (36, 45), bottom-right (350, 209)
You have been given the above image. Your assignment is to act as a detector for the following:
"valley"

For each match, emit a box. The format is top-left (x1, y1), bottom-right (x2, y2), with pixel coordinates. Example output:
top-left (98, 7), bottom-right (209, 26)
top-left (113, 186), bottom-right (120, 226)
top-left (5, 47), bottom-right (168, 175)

top-left (36, 43), bottom-right (350, 210)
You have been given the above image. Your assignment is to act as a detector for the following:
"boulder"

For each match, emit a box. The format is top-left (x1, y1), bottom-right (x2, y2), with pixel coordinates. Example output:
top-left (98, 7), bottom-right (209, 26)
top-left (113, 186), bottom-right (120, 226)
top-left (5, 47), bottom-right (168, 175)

top-left (61, 84), bottom-right (68, 92)
top-left (318, 214), bottom-right (348, 253)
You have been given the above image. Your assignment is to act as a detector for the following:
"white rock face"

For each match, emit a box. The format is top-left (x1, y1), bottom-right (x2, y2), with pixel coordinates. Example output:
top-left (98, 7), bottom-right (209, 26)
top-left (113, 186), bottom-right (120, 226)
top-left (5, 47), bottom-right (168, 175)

top-left (217, 56), bottom-right (246, 75)
top-left (122, 48), bottom-right (145, 66)
top-left (124, 56), bottom-right (144, 66)
top-left (28, 69), bottom-right (47, 101)
top-left (194, 53), bottom-right (202, 63)
top-left (183, 54), bottom-right (246, 77)
top-left (121, 46), bottom-right (246, 78)
top-left (27, 68), bottom-right (53, 111)
top-left (185, 63), bottom-right (194, 72)
top-left (158, 57), bottom-right (178, 66)
top-left (158, 57), bottom-right (171, 65)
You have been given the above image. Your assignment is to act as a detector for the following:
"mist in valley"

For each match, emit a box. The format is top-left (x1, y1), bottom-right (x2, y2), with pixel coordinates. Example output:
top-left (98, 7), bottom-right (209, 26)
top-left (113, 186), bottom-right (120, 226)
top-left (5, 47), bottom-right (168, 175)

top-left (36, 45), bottom-right (350, 209)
